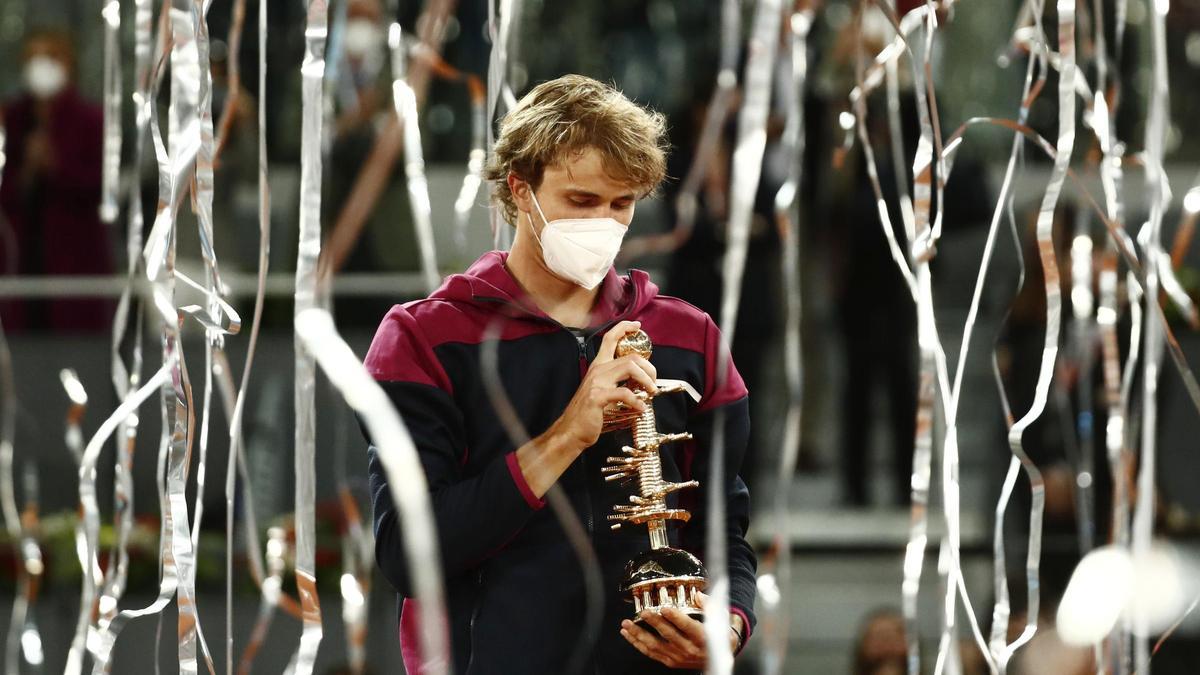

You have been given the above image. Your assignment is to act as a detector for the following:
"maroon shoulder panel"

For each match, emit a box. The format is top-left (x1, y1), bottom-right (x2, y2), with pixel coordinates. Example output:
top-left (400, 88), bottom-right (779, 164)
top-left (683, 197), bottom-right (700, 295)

top-left (635, 296), bottom-right (747, 412)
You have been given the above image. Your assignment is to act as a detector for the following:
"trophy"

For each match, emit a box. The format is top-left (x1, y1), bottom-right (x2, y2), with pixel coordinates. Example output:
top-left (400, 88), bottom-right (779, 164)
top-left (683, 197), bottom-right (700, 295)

top-left (601, 329), bottom-right (707, 623)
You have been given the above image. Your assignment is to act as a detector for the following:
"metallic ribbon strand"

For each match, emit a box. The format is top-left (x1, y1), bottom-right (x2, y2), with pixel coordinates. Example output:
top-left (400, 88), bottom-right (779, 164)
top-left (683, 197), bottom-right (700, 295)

top-left (296, 308), bottom-right (450, 674)
top-left (100, 0), bottom-right (123, 224)
top-left (709, 2), bottom-right (781, 673)
top-left (1132, 0), bottom-right (1170, 670)
top-left (290, 2), bottom-right (329, 672)
top-left (764, 5), bottom-right (812, 673)
top-left (479, 318), bottom-right (604, 675)
top-left (389, 24), bottom-right (441, 293)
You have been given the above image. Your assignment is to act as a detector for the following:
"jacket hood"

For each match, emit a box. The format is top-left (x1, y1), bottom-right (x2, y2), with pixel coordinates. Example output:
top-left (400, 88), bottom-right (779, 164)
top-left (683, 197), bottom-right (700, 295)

top-left (432, 250), bottom-right (658, 326)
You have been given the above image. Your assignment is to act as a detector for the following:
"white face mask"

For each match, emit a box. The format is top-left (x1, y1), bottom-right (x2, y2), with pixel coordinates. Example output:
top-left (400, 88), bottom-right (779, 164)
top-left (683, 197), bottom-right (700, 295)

top-left (529, 192), bottom-right (628, 291)
top-left (24, 56), bottom-right (67, 99)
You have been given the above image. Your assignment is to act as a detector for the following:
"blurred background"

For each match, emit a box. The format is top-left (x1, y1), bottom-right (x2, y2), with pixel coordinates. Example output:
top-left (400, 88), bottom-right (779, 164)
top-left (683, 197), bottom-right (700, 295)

top-left (0, 0), bottom-right (1199, 673)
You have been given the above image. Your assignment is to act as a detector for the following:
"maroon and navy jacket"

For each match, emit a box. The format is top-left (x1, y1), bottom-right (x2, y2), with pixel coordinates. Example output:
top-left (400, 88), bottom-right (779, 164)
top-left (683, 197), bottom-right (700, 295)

top-left (363, 251), bottom-right (757, 674)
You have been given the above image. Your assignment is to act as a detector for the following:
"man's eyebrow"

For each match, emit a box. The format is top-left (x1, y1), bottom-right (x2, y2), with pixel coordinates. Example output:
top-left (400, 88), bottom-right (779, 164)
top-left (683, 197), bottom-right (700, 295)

top-left (563, 188), bottom-right (637, 200)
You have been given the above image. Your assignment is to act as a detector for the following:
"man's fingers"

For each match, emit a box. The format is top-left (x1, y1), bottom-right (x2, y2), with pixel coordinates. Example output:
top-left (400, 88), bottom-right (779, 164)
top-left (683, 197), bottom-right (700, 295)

top-left (616, 357), bottom-right (657, 392)
top-left (595, 321), bottom-right (642, 365)
top-left (621, 620), bottom-right (667, 662)
top-left (661, 607), bottom-right (707, 645)
top-left (603, 387), bottom-right (646, 412)
top-left (628, 354), bottom-right (658, 383)
top-left (641, 611), bottom-right (691, 648)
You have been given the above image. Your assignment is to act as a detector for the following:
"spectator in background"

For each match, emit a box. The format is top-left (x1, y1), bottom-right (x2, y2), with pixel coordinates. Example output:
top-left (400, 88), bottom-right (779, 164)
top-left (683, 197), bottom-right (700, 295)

top-left (852, 607), bottom-right (907, 675)
top-left (0, 28), bottom-right (113, 333)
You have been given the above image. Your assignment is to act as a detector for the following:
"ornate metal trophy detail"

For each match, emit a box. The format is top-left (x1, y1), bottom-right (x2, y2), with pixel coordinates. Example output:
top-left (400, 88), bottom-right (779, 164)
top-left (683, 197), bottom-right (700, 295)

top-left (601, 329), bottom-right (707, 623)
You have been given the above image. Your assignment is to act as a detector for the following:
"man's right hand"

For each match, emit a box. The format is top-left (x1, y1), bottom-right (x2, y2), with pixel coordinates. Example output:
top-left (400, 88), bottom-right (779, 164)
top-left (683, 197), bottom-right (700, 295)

top-left (515, 320), bottom-right (658, 499)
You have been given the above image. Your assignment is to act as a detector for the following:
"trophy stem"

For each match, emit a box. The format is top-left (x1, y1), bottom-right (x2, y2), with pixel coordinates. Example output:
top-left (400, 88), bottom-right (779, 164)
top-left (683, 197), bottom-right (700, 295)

top-left (647, 521), bottom-right (668, 549)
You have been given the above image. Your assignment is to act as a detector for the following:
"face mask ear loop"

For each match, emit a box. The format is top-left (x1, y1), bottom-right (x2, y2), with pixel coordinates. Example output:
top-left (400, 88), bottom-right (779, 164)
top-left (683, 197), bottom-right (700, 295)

top-left (528, 190), bottom-right (551, 247)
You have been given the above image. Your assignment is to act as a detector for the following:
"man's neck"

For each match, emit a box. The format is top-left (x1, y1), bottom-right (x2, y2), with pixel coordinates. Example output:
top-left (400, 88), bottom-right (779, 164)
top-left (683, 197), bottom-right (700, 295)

top-left (506, 218), bottom-right (601, 328)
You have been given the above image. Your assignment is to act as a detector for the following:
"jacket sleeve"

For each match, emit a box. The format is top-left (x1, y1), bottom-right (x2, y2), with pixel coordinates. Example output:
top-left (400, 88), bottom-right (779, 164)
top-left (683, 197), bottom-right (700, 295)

top-left (677, 314), bottom-right (759, 646)
top-left (364, 305), bottom-right (545, 598)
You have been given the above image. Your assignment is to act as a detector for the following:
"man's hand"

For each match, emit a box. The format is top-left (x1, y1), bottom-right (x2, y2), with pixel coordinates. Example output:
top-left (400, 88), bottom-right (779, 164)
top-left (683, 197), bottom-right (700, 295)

top-left (515, 320), bottom-right (657, 498)
top-left (619, 592), bottom-right (743, 669)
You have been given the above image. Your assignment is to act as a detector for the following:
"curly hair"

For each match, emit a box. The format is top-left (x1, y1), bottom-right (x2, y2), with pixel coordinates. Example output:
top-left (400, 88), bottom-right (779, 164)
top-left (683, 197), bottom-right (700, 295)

top-left (484, 74), bottom-right (669, 225)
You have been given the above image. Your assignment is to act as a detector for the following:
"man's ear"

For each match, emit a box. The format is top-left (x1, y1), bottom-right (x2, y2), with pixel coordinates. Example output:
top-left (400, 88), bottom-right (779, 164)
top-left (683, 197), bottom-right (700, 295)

top-left (508, 172), bottom-right (532, 216)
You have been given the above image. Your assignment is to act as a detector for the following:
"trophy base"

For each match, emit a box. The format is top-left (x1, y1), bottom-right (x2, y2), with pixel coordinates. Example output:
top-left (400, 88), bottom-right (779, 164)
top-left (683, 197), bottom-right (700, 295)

top-left (621, 547), bottom-right (707, 623)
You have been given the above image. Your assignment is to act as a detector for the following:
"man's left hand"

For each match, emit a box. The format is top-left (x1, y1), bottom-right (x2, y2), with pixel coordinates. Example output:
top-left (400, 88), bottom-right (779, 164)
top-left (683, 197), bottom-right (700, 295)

top-left (619, 593), bottom-right (741, 670)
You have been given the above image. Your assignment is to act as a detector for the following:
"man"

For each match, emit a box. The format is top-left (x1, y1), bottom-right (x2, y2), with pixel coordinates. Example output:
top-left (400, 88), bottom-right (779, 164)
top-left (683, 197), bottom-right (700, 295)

top-left (0, 29), bottom-right (112, 332)
top-left (364, 74), bottom-right (756, 673)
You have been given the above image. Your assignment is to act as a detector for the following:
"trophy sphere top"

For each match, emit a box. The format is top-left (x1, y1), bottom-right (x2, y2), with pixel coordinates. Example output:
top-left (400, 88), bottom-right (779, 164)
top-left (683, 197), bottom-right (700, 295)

top-left (615, 330), bottom-right (652, 360)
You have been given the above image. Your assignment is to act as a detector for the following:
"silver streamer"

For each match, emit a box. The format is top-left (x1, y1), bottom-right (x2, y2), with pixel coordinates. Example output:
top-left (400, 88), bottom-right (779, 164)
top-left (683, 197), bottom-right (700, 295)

top-left (291, 1), bottom-right (329, 672)
top-left (478, 319), bottom-right (605, 675)
top-left (764, 4), bottom-right (811, 674)
top-left (983, 0), bottom-right (1076, 666)
top-left (74, 361), bottom-right (175, 674)
top-left (389, 23), bottom-right (441, 293)
top-left (295, 308), bottom-right (450, 674)
top-left (100, 0), bottom-right (123, 224)
top-left (104, 0), bottom-right (154, 635)
top-left (238, 526), bottom-right (289, 675)
top-left (2, 314), bottom-right (38, 673)
top-left (487, 0), bottom-right (518, 250)
top-left (225, 0), bottom-right (275, 672)
top-left (0, 91), bottom-right (30, 675)
top-left (87, 1), bottom-right (211, 671)
top-left (454, 85), bottom-right (487, 253)
top-left (620, 0), bottom-right (740, 262)
top-left (1133, 0), bottom-right (1169, 670)
top-left (12, 461), bottom-right (44, 672)
top-left (709, 1), bottom-right (781, 673)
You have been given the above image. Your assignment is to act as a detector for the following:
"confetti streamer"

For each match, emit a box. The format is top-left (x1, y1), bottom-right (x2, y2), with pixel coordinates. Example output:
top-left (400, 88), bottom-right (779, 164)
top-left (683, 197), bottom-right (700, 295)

top-left (709, 1), bottom-right (782, 673)
top-left (104, 0), bottom-right (156, 634)
top-left (1132, 0), bottom-right (1169, 670)
top-left (1, 314), bottom-right (40, 674)
top-left (618, 0), bottom-right (741, 263)
top-left (75, 361), bottom-right (176, 674)
top-left (237, 526), bottom-right (289, 675)
top-left (486, 0), bottom-right (518, 250)
top-left (222, 1), bottom-right (296, 672)
top-left (100, 0), bottom-right (123, 224)
top-left (295, 308), bottom-right (450, 675)
top-left (61, 368), bottom-right (100, 674)
top-left (213, 0), bottom-right (248, 159)
top-left (0, 83), bottom-right (29, 675)
top-left (291, 1), bottom-right (330, 672)
top-left (764, 4), bottom-right (812, 673)
top-left (389, 23), bottom-right (441, 293)
top-left (478, 318), bottom-right (605, 675)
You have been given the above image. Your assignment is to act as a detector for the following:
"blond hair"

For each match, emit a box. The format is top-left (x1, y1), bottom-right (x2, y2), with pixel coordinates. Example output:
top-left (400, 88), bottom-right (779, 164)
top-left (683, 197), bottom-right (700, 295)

top-left (485, 74), bottom-right (669, 225)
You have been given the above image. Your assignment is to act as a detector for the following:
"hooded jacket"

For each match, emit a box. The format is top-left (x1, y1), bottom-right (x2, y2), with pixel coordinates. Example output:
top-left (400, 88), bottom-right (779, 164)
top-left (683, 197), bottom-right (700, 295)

top-left (364, 251), bottom-right (757, 674)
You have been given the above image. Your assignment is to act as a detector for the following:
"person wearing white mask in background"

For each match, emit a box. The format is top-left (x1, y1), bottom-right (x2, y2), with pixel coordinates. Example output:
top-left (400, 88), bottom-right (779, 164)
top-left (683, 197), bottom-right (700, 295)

top-left (363, 74), bottom-right (757, 674)
top-left (0, 29), bottom-right (113, 333)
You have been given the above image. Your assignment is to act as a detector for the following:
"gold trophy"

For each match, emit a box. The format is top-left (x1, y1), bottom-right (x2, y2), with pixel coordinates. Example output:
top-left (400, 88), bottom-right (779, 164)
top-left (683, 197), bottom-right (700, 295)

top-left (601, 330), bottom-right (707, 624)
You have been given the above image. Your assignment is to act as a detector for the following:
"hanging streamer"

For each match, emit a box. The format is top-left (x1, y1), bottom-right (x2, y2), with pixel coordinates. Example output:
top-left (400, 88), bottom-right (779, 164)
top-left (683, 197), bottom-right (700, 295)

top-left (487, 0), bottom-right (518, 250)
top-left (709, 2), bottom-right (782, 674)
top-left (295, 308), bottom-right (450, 674)
top-left (100, 0), bottom-right (123, 224)
top-left (618, 0), bottom-right (741, 262)
top-left (764, 4), bottom-right (812, 673)
top-left (1132, 0), bottom-right (1170, 670)
top-left (389, 23), bottom-right (441, 293)
top-left (478, 318), bottom-right (605, 675)
top-left (1, 316), bottom-right (40, 674)
top-left (291, 1), bottom-right (330, 672)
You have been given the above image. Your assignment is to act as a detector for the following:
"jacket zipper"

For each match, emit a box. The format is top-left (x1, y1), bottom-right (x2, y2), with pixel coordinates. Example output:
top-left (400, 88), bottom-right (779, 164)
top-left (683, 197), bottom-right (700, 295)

top-left (575, 334), bottom-right (594, 537)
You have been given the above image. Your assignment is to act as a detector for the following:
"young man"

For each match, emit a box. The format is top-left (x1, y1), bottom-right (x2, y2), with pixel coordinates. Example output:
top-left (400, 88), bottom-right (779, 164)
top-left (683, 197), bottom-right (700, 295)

top-left (364, 74), bottom-right (757, 673)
